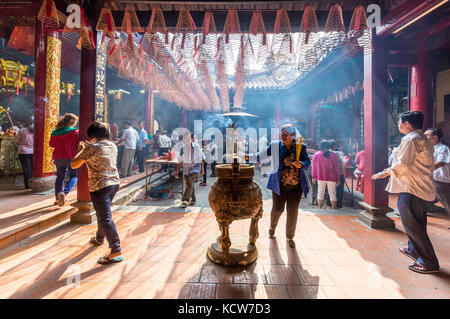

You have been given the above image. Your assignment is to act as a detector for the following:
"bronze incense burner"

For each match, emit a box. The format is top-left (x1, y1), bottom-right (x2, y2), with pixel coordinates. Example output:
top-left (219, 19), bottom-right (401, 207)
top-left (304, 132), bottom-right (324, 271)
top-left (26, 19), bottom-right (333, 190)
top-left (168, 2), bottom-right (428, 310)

top-left (207, 156), bottom-right (263, 266)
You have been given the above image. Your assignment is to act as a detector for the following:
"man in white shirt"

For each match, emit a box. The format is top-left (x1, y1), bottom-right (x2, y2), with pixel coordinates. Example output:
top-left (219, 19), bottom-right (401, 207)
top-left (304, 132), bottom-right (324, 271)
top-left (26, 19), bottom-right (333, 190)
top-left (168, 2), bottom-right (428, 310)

top-left (117, 121), bottom-right (139, 177)
top-left (373, 111), bottom-right (439, 274)
top-left (158, 131), bottom-right (172, 171)
top-left (425, 128), bottom-right (450, 215)
top-left (206, 137), bottom-right (218, 177)
top-left (175, 132), bottom-right (205, 208)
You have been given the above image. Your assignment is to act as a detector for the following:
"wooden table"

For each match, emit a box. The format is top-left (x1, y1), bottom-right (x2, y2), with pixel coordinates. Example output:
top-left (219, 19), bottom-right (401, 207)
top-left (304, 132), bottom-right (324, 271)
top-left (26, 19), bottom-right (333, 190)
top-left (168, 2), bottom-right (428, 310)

top-left (145, 159), bottom-right (184, 199)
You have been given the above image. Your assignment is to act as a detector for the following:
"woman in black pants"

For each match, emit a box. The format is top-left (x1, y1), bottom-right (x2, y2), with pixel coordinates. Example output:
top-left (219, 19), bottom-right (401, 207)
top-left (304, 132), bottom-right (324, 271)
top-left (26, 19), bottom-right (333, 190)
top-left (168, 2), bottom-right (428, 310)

top-left (71, 121), bottom-right (123, 264)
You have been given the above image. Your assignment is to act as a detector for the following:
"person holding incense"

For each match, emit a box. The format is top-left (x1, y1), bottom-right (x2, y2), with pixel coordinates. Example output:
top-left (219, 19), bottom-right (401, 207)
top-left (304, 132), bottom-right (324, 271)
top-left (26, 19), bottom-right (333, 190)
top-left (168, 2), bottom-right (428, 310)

top-left (248, 124), bottom-right (311, 248)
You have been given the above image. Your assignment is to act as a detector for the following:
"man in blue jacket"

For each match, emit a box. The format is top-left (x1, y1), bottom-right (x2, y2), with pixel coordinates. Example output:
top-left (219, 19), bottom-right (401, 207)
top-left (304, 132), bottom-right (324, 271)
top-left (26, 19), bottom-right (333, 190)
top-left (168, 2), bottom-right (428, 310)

top-left (250, 124), bottom-right (311, 248)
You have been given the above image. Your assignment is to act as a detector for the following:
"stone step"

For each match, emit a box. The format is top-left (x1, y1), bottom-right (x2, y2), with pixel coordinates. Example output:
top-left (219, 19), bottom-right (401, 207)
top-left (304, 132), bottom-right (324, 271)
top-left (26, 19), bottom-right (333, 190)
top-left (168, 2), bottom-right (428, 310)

top-left (0, 170), bottom-right (169, 250)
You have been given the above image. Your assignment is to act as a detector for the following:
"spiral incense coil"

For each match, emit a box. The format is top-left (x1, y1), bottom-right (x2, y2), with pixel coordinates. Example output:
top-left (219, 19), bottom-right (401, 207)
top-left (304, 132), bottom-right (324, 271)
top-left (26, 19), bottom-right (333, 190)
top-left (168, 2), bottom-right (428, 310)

top-left (216, 47), bottom-right (230, 112)
top-left (271, 9), bottom-right (295, 64)
top-left (146, 6), bottom-right (168, 44)
top-left (121, 4), bottom-right (143, 34)
top-left (223, 8), bottom-right (241, 44)
top-left (249, 10), bottom-right (267, 45)
top-left (106, 37), bottom-right (123, 68)
top-left (299, 5), bottom-right (319, 45)
top-left (348, 5), bottom-right (372, 55)
top-left (202, 11), bottom-right (217, 42)
top-left (38, 0), bottom-right (59, 28)
top-left (96, 8), bottom-right (117, 43)
top-left (324, 4), bottom-right (347, 50)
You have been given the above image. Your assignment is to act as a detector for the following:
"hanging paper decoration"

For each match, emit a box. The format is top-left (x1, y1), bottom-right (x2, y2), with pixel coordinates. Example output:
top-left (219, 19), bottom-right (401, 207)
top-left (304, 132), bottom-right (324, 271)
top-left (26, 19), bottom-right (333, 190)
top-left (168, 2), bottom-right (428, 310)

top-left (37, 0), bottom-right (59, 28)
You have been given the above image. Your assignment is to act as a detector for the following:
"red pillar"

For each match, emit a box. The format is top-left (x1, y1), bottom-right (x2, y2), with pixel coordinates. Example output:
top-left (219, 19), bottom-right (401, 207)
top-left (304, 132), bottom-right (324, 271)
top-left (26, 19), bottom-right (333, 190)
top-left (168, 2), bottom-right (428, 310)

top-left (358, 35), bottom-right (394, 229)
top-left (28, 21), bottom-right (56, 192)
top-left (410, 33), bottom-right (433, 129)
top-left (71, 44), bottom-right (97, 223)
top-left (32, 21), bottom-right (49, 179)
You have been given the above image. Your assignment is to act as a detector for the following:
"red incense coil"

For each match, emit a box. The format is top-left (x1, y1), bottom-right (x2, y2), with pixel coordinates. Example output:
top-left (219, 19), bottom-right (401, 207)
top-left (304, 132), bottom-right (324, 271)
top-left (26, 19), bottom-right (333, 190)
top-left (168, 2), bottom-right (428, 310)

top-left (121, 4), bottom-right (143, 34)
top-left (38, 0), bottom-right (59, 28)
top-left (223, 9), bottom-right (241, 44)
top-left (146, 6), bottom-right (168, 44)
top-left (300, 5), bottom-right (318, 44)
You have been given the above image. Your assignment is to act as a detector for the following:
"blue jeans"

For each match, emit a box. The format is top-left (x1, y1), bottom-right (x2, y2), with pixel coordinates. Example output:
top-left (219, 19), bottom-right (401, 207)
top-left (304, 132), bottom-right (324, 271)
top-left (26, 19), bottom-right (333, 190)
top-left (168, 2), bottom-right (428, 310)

top-left (90, 184), bottom-right (121, 254)
top-left (55, 165), bottom-right (78, 198)
top-left (397, 193), bottom-right (439, 270)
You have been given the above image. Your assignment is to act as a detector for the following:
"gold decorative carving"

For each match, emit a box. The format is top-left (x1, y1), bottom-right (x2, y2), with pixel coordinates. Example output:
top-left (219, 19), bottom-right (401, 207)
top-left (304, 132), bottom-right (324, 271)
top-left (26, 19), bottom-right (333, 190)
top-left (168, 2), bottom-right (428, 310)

top-left (43, 36), bottom-right (61, 174)
top-left (0, 16), bottom-right (35, 27)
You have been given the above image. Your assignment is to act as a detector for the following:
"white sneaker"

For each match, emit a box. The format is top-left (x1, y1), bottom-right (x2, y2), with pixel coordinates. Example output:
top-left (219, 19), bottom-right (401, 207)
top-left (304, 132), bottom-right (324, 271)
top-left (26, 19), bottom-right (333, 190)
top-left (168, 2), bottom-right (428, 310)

top-left (57, 192), bottom-right (65, 207)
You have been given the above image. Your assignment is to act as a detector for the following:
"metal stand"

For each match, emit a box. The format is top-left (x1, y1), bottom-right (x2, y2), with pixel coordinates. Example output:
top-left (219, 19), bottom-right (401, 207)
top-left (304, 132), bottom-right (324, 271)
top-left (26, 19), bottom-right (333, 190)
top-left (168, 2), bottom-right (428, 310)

top-left (145, 159), bottom-right (184, 199)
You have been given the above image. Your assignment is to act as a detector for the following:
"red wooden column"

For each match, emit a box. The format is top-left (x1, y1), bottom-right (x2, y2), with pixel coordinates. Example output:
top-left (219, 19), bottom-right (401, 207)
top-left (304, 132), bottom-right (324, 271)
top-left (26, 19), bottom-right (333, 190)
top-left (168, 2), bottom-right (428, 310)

top-left (70, 43), bottom-right (97, 223)
top-left (358, 35), bottom-right (394, 229)
top-left (410, 32), bottom-right (433, 129)
top-left (28, 21), bottom-right (54, 191)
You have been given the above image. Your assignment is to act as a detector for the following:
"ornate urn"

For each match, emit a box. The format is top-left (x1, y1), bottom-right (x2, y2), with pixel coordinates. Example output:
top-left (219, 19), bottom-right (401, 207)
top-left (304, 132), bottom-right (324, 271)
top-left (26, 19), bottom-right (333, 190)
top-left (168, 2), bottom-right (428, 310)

top-left (207, 158), bottom-right (263, 266)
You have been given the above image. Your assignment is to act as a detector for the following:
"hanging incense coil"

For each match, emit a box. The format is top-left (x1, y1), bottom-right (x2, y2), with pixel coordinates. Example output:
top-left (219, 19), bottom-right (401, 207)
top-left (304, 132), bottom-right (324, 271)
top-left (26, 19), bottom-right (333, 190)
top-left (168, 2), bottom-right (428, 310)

top-left (202, 11), bottom-right (217, 39)
top-left (324, 4), bottom-right (346, 49)
top-left (198, 11), bottom-right (218, 60)
top-left (234, 39), bottom-right (248, 109)
top-left (216, 49), bottom-right (230, 112)
top-left (78, 27), bottom-right (96, 50)
top-left (249, 10), bottom-right (267, 45)
top-left (170, 6), bottom-right (196, 62)
top-left (223, 9), bottom-right (241, 44)
top-left (299, 5), bottom-right (319, 45)
top-left (107, 36), bottom-right (123, 68)
top-left (96, 8), bottom-right (117, 42)
top-left (38, 0), bottom-right (59, 28)
top-left (346, 5), bottom-right (372, 56)
top-left (121, 4), bottom-right (143, 34)
top-left (146, 6), bottom-right (168, 44)
top-left (271, 9), bottom-right (295, 64)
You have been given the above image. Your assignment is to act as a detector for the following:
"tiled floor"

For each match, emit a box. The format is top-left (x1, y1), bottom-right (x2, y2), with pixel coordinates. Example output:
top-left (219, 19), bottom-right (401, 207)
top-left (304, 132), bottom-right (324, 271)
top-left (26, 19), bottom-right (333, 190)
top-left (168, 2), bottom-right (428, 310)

top-left (0, 209), bottom-right (448, 299)
top-left (0, 172), bottom-right (448, 299)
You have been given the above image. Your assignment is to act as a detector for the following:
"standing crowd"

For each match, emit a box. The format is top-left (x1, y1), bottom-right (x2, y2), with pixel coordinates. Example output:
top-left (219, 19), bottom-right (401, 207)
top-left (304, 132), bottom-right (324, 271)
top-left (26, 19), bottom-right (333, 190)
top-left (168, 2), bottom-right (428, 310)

top-left (10, 111), bottom-right (448, 273)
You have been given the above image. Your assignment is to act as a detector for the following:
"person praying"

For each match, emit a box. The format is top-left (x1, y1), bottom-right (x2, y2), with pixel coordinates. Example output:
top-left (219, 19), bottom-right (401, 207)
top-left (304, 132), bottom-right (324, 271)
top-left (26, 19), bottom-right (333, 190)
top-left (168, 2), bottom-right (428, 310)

top-left (372, 111), bottom-right (439, 274)
top-left (248, 124), bottom-right (311, 248)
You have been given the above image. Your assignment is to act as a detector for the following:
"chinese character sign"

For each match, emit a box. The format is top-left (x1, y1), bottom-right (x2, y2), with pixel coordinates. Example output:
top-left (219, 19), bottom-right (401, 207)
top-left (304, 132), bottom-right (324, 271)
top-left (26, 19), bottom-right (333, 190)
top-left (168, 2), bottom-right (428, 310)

top-left (95, 32), bottom-right (108, 121)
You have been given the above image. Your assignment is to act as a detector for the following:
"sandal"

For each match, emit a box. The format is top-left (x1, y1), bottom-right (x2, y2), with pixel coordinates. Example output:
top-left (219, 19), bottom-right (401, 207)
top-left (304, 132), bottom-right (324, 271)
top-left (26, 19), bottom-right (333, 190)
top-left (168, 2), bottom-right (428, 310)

top-left (398, 248), bottom-right (417, 262)
top-left (90, 237), bottom-right (104, 246)
top-left (97, 254), bottom-right (123, 265)
top-left (408, 262), bottom-right (439, 274)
